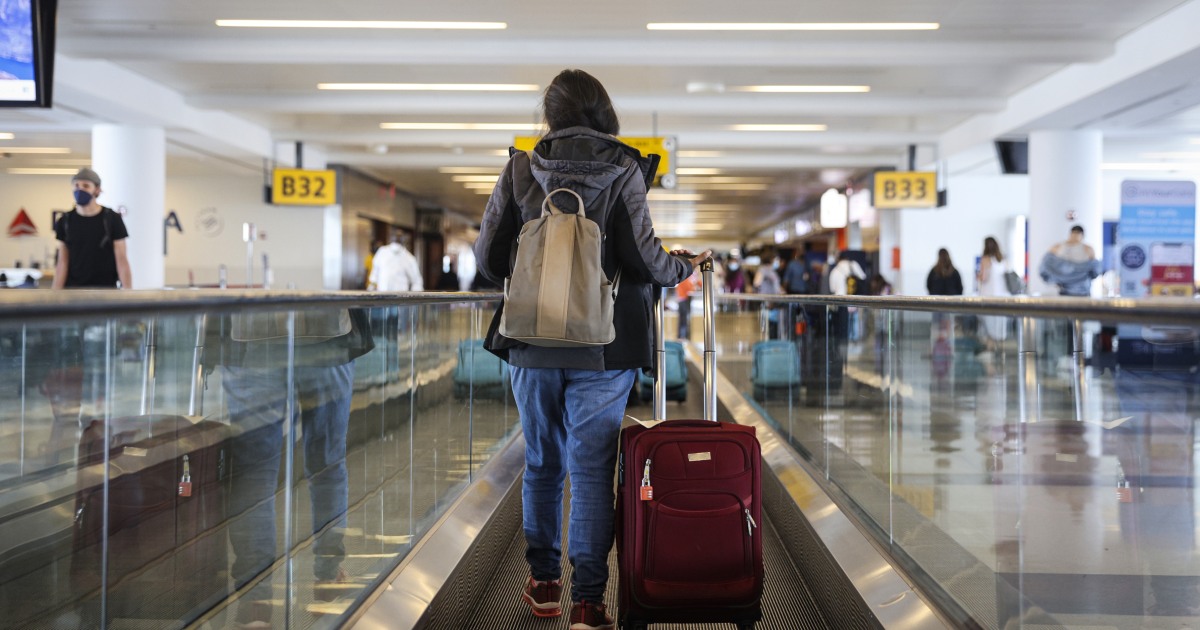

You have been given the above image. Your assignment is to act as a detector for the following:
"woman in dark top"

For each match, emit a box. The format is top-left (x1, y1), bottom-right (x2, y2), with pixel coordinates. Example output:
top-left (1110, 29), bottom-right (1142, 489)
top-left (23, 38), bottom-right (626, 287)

top-left (927, 248), bottom-right (964, 295)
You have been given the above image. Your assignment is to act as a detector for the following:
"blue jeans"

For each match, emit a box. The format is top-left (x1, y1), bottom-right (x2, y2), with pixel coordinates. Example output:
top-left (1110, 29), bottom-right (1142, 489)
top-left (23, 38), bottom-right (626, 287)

top-left (511, 367), bottom-right (636, 604)
top-left (223, 362), bottom-right (355, 594)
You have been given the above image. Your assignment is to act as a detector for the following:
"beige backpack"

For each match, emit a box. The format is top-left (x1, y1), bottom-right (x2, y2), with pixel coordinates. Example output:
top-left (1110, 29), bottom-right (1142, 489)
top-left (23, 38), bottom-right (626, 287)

top-left (500, 188), bottom-right (621, 347)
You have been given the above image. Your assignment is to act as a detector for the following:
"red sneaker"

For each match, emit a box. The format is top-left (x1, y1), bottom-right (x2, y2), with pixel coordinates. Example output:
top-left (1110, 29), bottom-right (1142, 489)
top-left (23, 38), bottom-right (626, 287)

top-left (569, 599), bottom-right (615, 630)
top-left (521, 576), bottom-right (562, 618)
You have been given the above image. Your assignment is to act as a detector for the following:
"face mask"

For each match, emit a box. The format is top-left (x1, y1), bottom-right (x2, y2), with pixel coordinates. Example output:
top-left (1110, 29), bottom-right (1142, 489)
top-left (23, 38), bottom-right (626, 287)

top-left (773, 262), bottom-right (780, 270)
top-left (74, 189), bottom-right (94, 206)
top-left (728, 263), bottom-right (739, 271)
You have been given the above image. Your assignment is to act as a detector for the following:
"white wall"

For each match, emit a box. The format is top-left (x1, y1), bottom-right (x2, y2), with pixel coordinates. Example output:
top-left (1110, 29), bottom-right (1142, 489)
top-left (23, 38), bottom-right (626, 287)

top-left (894, 175), bottom-right (1030, 295)
top-left (0, 171), bottom-right (328, 290)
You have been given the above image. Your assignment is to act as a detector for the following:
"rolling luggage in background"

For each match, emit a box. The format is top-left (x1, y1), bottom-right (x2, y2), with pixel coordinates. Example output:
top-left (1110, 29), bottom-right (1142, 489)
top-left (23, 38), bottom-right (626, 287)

top-left (617, 260), bottom-right (763, 630)
top-left (454, 338), bottom-right (510, 399)
top-left (638, 340), bottom-right (687, 402)
top-left (70, 319), bottom-right (231, 625)
top-left (750, 340), bottom-right (801, 400)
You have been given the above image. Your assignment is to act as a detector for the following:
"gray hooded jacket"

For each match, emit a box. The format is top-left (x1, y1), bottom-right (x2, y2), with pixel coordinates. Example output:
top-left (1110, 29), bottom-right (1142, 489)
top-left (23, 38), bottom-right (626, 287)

top-left (474, 127), bottom-right (692, 370)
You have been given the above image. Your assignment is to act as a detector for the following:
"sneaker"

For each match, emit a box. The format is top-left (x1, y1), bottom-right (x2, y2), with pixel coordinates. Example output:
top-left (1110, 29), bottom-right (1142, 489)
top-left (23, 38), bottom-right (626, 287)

top-left (569, 600), bottom-right (614, 630)
top-left (521, 576), bottom-right (562, 618)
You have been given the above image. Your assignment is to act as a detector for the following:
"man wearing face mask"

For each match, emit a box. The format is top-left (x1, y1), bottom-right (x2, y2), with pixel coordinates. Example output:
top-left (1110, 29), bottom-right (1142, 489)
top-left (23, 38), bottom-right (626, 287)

top-left (52, 168), bottom-right (132, 289)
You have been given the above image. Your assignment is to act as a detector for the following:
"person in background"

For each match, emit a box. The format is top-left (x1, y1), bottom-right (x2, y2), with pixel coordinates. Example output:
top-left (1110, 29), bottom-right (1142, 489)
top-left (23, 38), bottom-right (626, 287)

top-left (827, 251), bottom-right (866, 296)
top-left (364, 240), bottom-right (383, 290)
top-left (52, 168), bottom-right (132, 289)
top-left (724, 256), bottom-right (747, 294)
top-left (927, 248), bottom-right (964, 295)
top-left (675, 269), bottom-right (697, 340)
top-left (1039, 225), bottom-right (1100, 297)
top-left (754, 255), bottom-right (783, 339)
top-left (869, 273), bottom-right (893, 296)
top-left (473, 68), bottom-right (705, 629)
top-left (369, 233), bottom-right (423, 292)
top-left (782, 248), bottom-right (808, 294)
top-left (977, 236), bottom-right (1010, 344)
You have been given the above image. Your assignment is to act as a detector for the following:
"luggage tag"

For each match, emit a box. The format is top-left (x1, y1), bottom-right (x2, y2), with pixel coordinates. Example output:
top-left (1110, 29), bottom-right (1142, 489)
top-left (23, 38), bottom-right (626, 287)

top-left (1115, 465), bottom-right (1132, 503)
top-left (178, 455), bottom-right (193, 497)
top-left (639, 459), bottom-right (653, 501)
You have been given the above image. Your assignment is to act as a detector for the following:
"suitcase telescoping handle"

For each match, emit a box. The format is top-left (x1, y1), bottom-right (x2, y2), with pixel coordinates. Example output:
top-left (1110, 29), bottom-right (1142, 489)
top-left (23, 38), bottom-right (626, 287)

top-left (700, 258), bottom-right (717, 422)
top-left (653, 285), bottom-right (668, 422)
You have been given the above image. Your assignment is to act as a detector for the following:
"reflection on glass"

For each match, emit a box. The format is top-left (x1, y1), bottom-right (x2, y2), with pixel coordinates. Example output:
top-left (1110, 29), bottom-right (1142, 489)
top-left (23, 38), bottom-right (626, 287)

top-left (0, 295), bottom-right (512, 629)
top-left (716, 296), bottom-right (1200, 628)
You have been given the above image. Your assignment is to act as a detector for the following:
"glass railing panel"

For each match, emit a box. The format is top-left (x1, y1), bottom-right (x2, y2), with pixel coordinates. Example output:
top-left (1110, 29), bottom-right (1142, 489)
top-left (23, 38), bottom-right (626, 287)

top-left (461, 300), bottom-right (514, 475)
top-left (0, 293), bottom-right (512, 629)
top-left (716, 296), bottom-right (1200, 628)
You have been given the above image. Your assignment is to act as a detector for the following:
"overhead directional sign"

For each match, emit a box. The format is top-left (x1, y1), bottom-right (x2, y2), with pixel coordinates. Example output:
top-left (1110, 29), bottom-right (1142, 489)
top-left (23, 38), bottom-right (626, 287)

top-left (873, 171), bottom-right (937, 209)
top-left (272, 168), bottom-right (338, 206)
top-left (514, 136), bottom-right (676, 187)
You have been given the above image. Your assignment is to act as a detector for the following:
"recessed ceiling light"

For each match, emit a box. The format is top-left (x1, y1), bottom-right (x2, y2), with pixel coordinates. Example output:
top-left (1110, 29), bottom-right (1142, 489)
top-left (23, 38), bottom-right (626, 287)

top-left (730, 124), bottom-right (827, 132)
top-left (438, 166), bottom-right (503, 174)
top-left (319, 83), bottom-right (539, 92)
top-left (7, 168), bottom-right (79, 175)
top-left (0, 133), bottom-right (13, 140)
top-left (216, 19), bottom-right (507, 29)
top-left (647, 22), bottom-right (939, 31)
top-left (381, 122), bottom-right (545, 131)
top-left (730, 85), bottom-right (870, 93)
top-left (677, 168), bottom-right (723, 175)
top-left (0, 147), bottom-right (71, 154)
top-left (451, 175), bottom-right (500, 182)
top-left (678, 150), bottom-right (723, 158)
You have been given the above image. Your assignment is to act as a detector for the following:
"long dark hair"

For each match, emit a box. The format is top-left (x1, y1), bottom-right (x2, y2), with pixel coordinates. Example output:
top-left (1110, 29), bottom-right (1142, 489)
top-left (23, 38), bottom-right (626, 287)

top-left (983, 237), bottom-right (1004, 262)
top-left (934, 248), bottom-right (956, 277)
top-left (542, 69), bottom-right (620, 135)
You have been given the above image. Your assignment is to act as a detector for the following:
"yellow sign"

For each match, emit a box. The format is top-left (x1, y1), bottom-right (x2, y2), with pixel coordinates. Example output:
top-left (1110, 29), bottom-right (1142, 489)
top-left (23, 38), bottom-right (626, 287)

top-left (873, 171), bottom-right (937, 209)
top-left (272, 168), bottom-right (338, 206)
top-left (514, 136), bottom-right (675, 185)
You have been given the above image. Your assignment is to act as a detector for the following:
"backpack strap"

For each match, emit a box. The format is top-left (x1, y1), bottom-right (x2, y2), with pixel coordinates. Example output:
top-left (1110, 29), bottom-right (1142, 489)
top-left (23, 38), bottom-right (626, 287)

top-left (542, 188), bottom-right (585, 218)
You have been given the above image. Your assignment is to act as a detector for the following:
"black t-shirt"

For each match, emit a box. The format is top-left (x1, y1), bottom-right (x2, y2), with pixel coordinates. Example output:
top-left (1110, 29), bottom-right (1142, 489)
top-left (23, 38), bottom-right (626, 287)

top-left (53, 207), bottom-right (129, 288)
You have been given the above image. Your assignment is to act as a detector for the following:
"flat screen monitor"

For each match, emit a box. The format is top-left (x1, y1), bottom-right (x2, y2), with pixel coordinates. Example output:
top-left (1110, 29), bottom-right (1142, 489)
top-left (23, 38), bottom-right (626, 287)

top-left (0, 0), bottom-right (55, 108)
top-left (995, 140), bottom-right (1029, 175)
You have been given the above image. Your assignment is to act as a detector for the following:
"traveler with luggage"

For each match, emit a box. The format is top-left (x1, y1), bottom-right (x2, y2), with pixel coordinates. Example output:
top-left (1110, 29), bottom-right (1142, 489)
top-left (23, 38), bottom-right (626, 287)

top-left (473, 69), bottom-right (706, 629)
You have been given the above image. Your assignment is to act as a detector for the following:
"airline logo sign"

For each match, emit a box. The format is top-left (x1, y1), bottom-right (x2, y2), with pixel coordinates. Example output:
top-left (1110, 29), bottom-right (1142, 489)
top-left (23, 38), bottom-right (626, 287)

top-left (272, 169), bottom-right (338, 206)
top-left (7, 208), bottom-right (37, 237)
top-left (513, 136), bottom-right (676, 186)
top-left (873, 171), bottom-right (937, 209)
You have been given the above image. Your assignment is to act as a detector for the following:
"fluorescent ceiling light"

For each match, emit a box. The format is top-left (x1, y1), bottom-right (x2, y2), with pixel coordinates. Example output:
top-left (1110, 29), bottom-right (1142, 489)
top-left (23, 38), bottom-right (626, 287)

top-left (1139, 152), bottom-right (1200, 160)
top-left (486, 149), bottom-right (512, 156)
top-left (216, 19), bottom-right (506, 29)
top-left (462, 182), bottom-right (498, 190)
top-left (1102, 162), bottom-right (1200, 171)
top-left (0, 147), bottom-right (71, 154)
top-left (678, 150), bottom-right (723, 158)
top-left (319, 83), bottom-right (538, 91)
top-left (472, 189), bottom-right (494, 194)
top-left (7, 168), bottom-right (78, 175)
top-left (0, 132), bottom-right (13, 140)
top-left (730, 85), bottom-right (870, 93)
top-left (683, 183), bottom-right (770, 191)
top-left (381, 122), bottom-right (544, 131)
top-left (677, 176), bottom-right (771, 184)
top-left (648, 22), bottom-right (939, 31)
top-left (451, 175), bottom-right (500, 182)
top-left (654, 223), bottom-right (726, 231)
top-left (438, 166), bottom-right (503, 174)
top-left (730, 124), bottom-right (827, 132)
top-left (677, 167), bottom-right (723, 175)
top-left (648, 193), bottom-right (705, 202)
top-left (30, 158), bottom-right (93, 166)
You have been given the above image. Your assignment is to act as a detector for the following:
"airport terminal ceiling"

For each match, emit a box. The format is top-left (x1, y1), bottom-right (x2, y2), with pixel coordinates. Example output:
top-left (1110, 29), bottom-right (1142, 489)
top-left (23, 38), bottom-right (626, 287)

top-left (1, 0), bottom-right (1197, 239)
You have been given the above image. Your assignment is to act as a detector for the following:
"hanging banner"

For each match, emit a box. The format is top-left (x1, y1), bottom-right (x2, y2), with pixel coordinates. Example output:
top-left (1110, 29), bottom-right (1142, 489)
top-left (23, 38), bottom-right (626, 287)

top-left (1117, 180), bottom-right (1197, 365)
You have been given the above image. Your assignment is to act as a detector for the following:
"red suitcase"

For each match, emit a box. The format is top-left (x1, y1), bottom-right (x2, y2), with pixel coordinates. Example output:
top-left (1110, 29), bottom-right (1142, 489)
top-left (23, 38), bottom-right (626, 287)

top-left (617, 260), bottom-right (763, 630)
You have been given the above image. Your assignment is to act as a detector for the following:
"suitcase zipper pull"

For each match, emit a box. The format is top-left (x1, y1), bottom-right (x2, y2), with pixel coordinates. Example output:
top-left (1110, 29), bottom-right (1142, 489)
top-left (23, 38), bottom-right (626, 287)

top-left (639, 459), bottom-right (653, 501)
top-left (178, 455), bottom-right (193, 497)
top-left (744, 509), bottom-right (757, 536)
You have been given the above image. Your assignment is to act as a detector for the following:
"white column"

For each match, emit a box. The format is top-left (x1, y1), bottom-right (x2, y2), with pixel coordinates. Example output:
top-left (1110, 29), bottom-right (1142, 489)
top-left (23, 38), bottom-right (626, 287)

top-left (92, 125), bottom-right (166, 289)
top-left (1027, 130), bottom-right (1102, 296)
